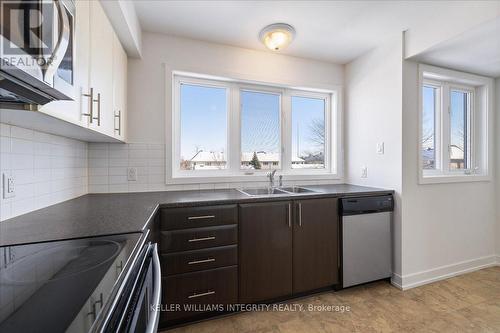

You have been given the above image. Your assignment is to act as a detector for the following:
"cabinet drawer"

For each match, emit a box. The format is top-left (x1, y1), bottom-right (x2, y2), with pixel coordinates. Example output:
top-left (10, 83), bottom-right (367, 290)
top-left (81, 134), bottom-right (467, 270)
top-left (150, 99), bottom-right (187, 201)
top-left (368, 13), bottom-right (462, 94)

top-left (160, 225), bottom-right (237, 253)
top-left (163, 266), bottom-right (237, 321)
top-left (161, 205), bottom-right (237, 231)
top-left (162, 245), bottom-right (237, 276)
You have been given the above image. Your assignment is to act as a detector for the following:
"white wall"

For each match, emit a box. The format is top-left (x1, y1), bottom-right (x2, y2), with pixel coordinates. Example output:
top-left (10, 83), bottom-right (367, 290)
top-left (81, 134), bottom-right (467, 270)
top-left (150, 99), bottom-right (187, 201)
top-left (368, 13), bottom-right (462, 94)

top-left (345, 37), bottom-right (404, 281)
top-left (88, 32), bottom-right (345, 193)
top-left (127, 32), bottom-right (344, 144)
top-left (0, 124), bottom-right (88, 221)
top-left (401, 61), bottom-right (497, 289)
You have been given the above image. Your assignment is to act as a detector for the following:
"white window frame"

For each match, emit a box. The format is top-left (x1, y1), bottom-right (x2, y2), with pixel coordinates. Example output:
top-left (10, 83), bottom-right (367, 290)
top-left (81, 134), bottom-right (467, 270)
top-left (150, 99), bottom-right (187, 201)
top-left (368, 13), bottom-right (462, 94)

top-left (168, 71), bottom-right (341, 184)
top-left (418, 64), bottom-right (493, 184)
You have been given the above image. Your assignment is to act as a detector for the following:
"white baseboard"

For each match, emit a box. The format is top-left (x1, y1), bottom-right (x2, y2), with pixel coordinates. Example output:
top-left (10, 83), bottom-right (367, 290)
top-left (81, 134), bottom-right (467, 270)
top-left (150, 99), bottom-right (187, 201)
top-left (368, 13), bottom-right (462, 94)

top-left (496, 255), bottom-right (500, 265)
top-left (391, 273), bottom-right (403, 290)
top-left (399, 255), bottom-right (498, 290)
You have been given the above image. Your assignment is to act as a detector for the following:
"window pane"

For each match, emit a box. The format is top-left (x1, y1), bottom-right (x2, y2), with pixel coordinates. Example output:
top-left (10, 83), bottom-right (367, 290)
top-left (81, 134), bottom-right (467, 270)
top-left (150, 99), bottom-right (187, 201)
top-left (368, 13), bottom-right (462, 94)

top-left (450, 90), bottom-right (469, 170)
top-left (422, 86), bottom-right (436, 170)
top-left (180, 84), bottom-right (227, 170)
top-left (291, 96), bottom-right (325, 169)
top-left (240, 91), bottom-right (280, 170)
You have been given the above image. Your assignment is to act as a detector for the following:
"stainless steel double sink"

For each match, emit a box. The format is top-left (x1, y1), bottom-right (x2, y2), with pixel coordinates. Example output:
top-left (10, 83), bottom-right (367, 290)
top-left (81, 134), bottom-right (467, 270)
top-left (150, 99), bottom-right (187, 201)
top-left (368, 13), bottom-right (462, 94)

top-left (237, 186), bottom-right (317, 197)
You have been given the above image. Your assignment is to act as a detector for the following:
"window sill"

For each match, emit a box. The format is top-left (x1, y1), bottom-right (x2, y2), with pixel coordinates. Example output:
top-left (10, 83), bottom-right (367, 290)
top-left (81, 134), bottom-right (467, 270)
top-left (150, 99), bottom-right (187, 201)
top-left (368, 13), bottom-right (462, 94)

top-left (167, 173), bottom-right (342, 185)
top-left (419, 173), bottom-right (490, 185)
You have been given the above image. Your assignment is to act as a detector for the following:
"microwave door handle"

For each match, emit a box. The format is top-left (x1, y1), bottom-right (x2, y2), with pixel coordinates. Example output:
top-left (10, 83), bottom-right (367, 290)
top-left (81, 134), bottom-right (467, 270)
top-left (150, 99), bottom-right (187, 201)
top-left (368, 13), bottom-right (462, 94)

top-left (43, 0), bottom-right (71, 84)
top-left (145, 243), bottom-right (161, 333)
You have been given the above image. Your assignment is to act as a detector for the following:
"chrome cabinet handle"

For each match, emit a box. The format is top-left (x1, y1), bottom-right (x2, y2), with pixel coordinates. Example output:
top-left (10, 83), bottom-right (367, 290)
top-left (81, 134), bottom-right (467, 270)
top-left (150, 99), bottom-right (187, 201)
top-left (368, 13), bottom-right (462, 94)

top-left (93, 93), bottom-right (101, 126)
top-left (298, 203), bottom-right (302, 227)
top-left (187, 215), bottom-right (215, 220)
top-left (288, 203), bottom-right (291, 228)
top-left (114, 110), bottom-right (121, 135)
top-left (82, 88), bottom-right (94, 123)
top-left (188, 291), bottom-right (215, 299)
top-left (188, 236), bottom-right (215, 243)
top-left (87, 292), bottom-right (103, 321)
top-left (116, 260), bottom-right (123, 273)
top-left (188, 258), bottom-right (215, 265)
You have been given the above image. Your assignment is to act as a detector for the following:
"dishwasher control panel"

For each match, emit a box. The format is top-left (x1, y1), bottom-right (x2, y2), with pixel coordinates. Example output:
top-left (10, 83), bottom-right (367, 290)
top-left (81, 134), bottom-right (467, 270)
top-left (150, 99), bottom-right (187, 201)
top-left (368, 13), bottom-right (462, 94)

top-left (340, 195), bottom-right (393, 216)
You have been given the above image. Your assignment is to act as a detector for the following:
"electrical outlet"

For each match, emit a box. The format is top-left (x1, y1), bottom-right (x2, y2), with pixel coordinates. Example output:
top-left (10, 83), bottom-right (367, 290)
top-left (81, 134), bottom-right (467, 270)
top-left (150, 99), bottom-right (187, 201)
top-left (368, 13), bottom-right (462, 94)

top-left (127, 167), bottom-right (138, 181)
top-left (377, 142), bottom-right (385, 155)
top-left (3, 172), bottom-right (15, 199)
top-left (361, 166), bottom-right (368, 178)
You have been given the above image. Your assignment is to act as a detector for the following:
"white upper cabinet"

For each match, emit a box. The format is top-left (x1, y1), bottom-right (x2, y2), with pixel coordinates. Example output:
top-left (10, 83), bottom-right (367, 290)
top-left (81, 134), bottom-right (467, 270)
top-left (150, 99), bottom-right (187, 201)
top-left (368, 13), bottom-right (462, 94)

top-left (89, 0), bottom-right (115, 137)
top-left (112, 33), bottom-right (128, 141)
top-left (35, 0), bottom-right (128, 142)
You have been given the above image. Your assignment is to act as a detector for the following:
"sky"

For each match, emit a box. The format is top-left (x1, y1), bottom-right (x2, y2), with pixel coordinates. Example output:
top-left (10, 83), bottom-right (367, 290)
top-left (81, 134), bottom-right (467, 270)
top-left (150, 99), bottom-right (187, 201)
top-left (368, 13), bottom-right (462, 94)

top-left (180, 83), bottom-right (325, 161)
top-left (180, 84), bottom-right (227, 161)
top-left (291, 96), bottom-right (325, 158)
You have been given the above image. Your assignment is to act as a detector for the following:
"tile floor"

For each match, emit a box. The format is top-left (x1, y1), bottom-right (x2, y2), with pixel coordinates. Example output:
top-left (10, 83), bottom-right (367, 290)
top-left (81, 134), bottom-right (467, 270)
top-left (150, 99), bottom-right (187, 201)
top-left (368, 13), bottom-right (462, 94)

top-left (164, 266), bottom-right (500, 333)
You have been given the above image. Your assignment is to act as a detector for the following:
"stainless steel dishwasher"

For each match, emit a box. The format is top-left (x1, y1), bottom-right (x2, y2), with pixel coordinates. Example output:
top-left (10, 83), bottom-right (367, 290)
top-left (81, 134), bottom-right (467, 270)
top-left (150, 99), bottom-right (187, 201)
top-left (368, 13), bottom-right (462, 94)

top-left (340, 195), bottom-right (393, 288)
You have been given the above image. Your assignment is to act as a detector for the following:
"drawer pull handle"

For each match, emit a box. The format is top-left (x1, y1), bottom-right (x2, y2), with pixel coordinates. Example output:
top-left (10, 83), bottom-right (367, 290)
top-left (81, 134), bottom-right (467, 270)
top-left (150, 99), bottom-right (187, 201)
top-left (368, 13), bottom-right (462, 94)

top-left (188, 236), bottom-right (216, 243)
top-left (188, 291), bottom-right (215, 299)
top-left (187, 215), bottom-right (215, 220)
top-left (188, 258), bottom-right (216, 265)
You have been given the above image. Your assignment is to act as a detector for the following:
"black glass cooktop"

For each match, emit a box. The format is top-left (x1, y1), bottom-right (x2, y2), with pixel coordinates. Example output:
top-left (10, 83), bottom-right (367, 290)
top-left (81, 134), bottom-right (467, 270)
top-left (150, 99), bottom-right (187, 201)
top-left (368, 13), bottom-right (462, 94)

top-left (0, 233), bottom-right (143, 333)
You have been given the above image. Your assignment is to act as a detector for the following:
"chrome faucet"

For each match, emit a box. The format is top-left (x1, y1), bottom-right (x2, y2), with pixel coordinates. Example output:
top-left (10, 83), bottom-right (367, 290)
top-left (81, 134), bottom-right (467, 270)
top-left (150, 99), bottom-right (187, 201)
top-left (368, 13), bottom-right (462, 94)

top-left (267, 170), bottom-right (277, 188)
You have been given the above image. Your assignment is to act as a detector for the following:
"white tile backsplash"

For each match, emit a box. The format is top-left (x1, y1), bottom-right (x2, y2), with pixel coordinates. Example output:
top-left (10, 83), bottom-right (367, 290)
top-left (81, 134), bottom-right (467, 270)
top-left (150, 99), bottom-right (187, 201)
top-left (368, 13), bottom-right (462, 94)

top-left (0, 126), bottom-right (341, 220)
top-left (88, 143), bottom-right (341, 194)
top-left (88, 143), bottom-right (168, 193)
top-left (0, 123), bottom-right (88, 221)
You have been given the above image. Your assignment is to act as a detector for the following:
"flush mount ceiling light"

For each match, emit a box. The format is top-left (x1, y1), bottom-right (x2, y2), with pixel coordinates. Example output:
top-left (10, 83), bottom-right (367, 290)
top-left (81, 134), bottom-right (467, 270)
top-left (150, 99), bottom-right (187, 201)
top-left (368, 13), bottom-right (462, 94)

top-left (259, 23), bottom-right (296, 51)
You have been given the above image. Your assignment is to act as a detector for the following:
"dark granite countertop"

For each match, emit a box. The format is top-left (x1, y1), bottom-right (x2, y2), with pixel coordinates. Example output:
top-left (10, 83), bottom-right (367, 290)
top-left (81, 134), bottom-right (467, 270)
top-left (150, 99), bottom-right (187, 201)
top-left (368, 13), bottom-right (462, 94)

top-left (0, 184), bottom-right (392, 247)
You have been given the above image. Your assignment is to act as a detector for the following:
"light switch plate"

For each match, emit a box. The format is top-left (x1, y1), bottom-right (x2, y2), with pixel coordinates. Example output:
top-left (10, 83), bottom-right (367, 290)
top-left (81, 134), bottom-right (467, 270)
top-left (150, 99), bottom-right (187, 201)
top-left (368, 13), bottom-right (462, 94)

top-left (127, 167), bottom-right (138, 181)
top-left (377, 142), bottom-right (385, 155)
top-left (3, 172), bottom-right (15, 199)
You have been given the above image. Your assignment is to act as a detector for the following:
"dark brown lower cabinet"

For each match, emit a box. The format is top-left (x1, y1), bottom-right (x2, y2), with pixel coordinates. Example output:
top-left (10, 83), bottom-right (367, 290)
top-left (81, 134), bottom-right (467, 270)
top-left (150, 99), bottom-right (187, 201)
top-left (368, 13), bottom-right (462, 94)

top-left (239, 201), bottom-right (293, 303)
top-left (164, 266), bottom-right (238, 321)
top-left (293, 198), bottom-right (339, 293)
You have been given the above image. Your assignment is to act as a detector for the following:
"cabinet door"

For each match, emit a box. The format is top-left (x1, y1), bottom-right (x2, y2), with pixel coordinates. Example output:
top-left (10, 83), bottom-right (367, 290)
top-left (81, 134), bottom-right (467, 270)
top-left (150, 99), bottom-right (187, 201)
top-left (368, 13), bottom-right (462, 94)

top-left (112, 33), bottom-right (127, 141)
top-left (89, 0), bottom-right (114, 135)
top-left (39, 0), bottom-right (90, 126)
top-left (293, 198), bottom-right (339, 293)
top-left (239, 201), bottom-right (292, 303)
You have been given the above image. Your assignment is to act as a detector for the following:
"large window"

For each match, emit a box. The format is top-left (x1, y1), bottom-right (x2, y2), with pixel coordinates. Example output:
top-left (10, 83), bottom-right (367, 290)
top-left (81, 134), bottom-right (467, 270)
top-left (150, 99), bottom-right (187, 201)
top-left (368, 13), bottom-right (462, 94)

top-left (240, 91), bottom-right (281, 170)
top-left (419, 65), bottom-right (491, 184)
top-left (422, 85), bottom-right (438, 170)
top-left (449, 89), bottom-right (471, 170)
top-left (291, 96), bottom-right (326, 169)
top-left (171, 73), bottom-right (339, 182)
top-left (179, 83), bottom-right (228, 170)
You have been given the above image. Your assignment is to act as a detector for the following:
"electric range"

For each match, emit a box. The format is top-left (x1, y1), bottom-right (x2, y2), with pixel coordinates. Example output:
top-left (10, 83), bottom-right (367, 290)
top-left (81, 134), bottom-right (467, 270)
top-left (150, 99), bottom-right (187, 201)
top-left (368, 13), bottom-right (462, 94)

top-left (0, 231), bottom-right (161, 333)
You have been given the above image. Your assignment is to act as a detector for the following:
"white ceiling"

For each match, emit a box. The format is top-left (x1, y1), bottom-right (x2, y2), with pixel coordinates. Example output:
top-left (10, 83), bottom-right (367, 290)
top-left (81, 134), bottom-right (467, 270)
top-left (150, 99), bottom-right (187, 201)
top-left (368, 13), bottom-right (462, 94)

top-left (411, 18), bottom-right (500, 77)
top-left (131, 1), bottom-right (408, 63)
top-left (133, 1), bottom-right (497, 64)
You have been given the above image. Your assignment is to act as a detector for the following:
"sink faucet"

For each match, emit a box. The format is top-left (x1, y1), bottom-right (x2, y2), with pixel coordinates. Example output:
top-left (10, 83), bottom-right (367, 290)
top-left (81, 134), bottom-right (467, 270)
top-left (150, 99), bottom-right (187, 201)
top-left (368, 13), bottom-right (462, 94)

top-left (267, 170), bottom-right (277, 188)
